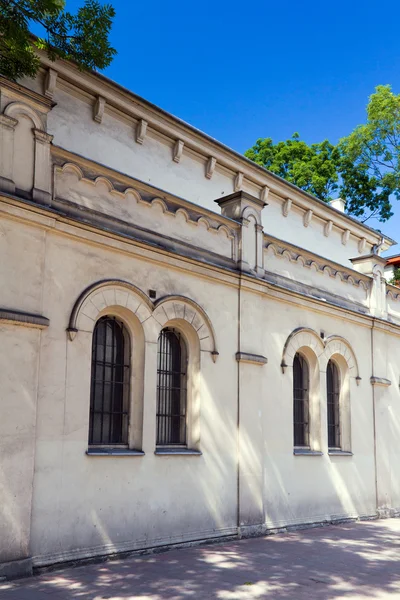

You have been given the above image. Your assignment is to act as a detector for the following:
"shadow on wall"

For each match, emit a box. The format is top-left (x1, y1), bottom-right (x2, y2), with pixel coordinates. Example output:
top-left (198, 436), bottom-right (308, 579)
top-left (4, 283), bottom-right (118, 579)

top-left (258, 328), bottom-right (376, 527)
top-left (1, 520), bottom-right (400, 599)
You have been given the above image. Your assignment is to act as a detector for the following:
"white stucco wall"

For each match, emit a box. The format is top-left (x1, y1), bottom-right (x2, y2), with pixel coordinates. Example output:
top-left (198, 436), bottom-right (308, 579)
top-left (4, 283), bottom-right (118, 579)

top-left (29, 229), bottom-right (239, 563)
top-left (0, 208), bottom-right (388, 568)
top-left (238, 288), bottom-right (377, 530)
top-left (0, 325), bottom-right (40, 564)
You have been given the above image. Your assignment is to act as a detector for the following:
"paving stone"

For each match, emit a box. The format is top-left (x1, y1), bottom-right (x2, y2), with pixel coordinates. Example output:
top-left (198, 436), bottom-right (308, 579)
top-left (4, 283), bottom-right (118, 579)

top-left (0, 520), bottom-right (399, 599)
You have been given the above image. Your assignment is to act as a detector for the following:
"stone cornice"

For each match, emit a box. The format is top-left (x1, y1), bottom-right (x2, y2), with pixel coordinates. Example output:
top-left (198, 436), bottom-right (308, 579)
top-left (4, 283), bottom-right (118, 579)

top-left (0, 114), bottom-right (18, 129)
top-left (264, 235), bottom-right (371, 291)
top-left (36, 57), bottom-right (395, 250)
top-left (351, 254), bottom-right (387, 268)
top-left (0, 76), bottom-right (54, 111)
top-left (0, 192), bottom-right (400, 337)
top-left (370, 376), bottom-right (391, 387)
top-left (4, 190), bottom-right (400, 335)
top-left (0, 308), bottom-right (49, 328)
top-left (236, 352), bottom-right (268, 365)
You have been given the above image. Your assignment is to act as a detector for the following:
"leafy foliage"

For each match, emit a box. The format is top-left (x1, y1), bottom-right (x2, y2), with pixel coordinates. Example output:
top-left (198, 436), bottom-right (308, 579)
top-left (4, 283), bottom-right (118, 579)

top-left (245, 134), bottom-right (340, 201)
top-left (389, 266), bottom-right (400, 286)
top-left (0, 0), bottom-right (116, 81)
top-left (339, 85), bottom-right (400, 222)
top-left (245, 86), bottom-right (400, 223)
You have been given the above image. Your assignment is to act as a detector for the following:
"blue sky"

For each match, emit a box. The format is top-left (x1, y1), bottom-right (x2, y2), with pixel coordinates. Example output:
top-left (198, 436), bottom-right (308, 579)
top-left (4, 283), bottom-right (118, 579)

top-left (66, 0), bottom-right (400, 249)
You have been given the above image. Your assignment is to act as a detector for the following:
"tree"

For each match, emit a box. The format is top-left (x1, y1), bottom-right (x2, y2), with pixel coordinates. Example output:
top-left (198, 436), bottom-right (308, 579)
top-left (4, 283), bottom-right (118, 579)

top-left (339, 85), bottom-right (400, 222)
top-left (337, 153), bottom-right (393, 222)
top-left (389, 267), bottom-right (400, 287)
top-left (0, 0), bottom-right (116, 82)
top-left (245, 133), bottom-right (340, 201)
top-left (245, 86), bottom-right (400, 223)
top-left (245, 132), bottom-right (396, 223)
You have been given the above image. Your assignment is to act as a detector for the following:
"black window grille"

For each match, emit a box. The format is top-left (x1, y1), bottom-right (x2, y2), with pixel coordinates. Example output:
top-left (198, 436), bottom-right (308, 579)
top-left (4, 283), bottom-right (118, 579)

top-left (327, 359), bottom-right (341, 448)
top-left (89, 316), bottom-right (130, 446)
top-left (293, 353), bottom-right (309, 447)
top-left (156, 328), bottom-right (187, 446)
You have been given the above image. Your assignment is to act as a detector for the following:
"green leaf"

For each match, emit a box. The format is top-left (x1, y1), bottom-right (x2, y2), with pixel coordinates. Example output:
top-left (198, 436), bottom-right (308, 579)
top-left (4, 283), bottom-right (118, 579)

top-left (245, 86), bottom-right (400, 223)
top-left (0, 0), bottom-right (116, 81)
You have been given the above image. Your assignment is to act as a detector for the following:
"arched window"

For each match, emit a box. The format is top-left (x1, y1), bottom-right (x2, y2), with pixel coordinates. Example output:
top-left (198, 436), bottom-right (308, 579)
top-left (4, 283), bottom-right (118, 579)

top-left (327, 359), bottom-right (340, 448)
top-left (89, 316), bottom-right (130, 446)
top-left (293, 353), bottom-right (309, 447)
top-left (156, 328), bottom-right (187, 446)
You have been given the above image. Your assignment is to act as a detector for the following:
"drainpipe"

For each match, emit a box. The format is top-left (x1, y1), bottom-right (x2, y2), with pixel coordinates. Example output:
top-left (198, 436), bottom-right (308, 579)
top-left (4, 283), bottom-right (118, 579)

top-left (371, 319), bottom-right (379, 514)
top-left (236, 273), bottom-right (242, 537)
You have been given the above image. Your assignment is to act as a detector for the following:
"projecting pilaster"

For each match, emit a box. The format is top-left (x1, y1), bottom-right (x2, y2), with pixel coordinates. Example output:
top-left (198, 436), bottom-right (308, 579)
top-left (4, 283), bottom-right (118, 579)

top-left (351, 253), bottom-right (388, 319)
top-left (215, 191), bottom-right (267, 275)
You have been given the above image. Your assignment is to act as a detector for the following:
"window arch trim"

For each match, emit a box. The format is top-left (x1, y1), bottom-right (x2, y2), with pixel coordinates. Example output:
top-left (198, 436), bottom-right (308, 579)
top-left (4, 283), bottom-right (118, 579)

top-left (281, 328), bottom-right (360, 384)
top-left (67, 281), bottom-right (218, 360)
top-left (4, 101), bottom-right (44, 129)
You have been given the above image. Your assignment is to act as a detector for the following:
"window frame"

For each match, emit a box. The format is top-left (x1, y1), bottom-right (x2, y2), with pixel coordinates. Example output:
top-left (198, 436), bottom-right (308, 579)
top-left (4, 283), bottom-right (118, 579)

top-left (89, 315), bottom-right (131, 448)
top-left (156, 327), bottom-right (188, 447)
top-left (327, 358), bottom-right (341, 449)
top-left (293, 352), bottom-right (310, 448)
top-left (325, 352), bottom-right (352, 455)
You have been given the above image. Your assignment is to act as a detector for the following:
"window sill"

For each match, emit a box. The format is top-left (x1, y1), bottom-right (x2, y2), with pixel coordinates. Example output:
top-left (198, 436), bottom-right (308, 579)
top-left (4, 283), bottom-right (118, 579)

top-left (328, 450), bottom-right (353, 456)
top-left (86, 448), bottom-right (145, 457)
top-left (293, 448), bottom-right (323, 456)
top-left (155, 448), bottom-right (202, 456)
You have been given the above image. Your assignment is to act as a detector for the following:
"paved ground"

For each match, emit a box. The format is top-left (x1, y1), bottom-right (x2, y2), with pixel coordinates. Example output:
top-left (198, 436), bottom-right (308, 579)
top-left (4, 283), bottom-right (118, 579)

top-left (1, 519), bottom-right (400, 599)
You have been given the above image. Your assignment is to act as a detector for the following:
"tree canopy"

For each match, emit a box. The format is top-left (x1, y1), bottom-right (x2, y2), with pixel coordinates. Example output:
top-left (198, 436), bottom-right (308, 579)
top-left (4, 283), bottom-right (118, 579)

top-left (245, 86), bottom-right (400, 223)
top-left (339, 85), bottom-right (400, 222)
top-left (245, 134), bottom-right (340, 202)
top-left (0, 0), bottom-right (116, 81)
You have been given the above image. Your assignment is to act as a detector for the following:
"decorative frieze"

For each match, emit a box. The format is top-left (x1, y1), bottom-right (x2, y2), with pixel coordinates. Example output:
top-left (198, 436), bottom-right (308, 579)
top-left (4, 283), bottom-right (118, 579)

top-left (206, 156), bottom-right (216, 179)
top-left (136, 119), bottom-right (148, 144)
top-left (387, 289), bottom-right (400, 301)
top-left (173, 139), bottom-right (184, 163)
top-left (93, 96), bottom-right (106, 123)
top-left (55, 162), bottom-right (236, 244)
top-left (265, 240), bottom-right (369, 291)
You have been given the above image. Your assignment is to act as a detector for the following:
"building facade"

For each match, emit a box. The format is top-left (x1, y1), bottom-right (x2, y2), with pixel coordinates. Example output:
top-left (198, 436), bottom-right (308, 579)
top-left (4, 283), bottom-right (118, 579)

top-left (0, 58), bottom-right (400, 579)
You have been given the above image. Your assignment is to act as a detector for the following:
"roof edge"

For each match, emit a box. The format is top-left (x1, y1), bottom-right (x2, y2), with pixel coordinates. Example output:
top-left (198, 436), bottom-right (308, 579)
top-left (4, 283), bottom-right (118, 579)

top-left (33, 52), bottom-right (397, 247)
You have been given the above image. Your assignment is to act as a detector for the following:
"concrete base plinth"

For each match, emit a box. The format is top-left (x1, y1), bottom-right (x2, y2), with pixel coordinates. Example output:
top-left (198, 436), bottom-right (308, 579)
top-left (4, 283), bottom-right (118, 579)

top-left (0, 558), bottom-right (33, 580)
